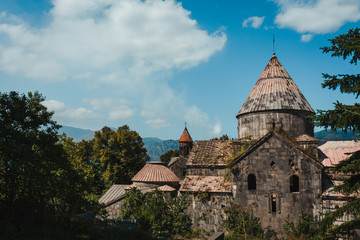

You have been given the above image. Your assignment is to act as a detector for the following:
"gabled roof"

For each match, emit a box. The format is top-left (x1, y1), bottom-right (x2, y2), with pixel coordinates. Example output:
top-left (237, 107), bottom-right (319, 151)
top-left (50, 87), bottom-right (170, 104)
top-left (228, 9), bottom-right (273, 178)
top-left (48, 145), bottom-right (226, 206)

top-left (131, 162), bottom-right (180, 183)
top-left (231, 131), bottom-right (322, 168)
top-left (187, 140), bottom-right (234, 167)
top-left (98, 184), bottom-right (129, 206)
top-left (179, 127), bottom-right (193, 143)
top-left (237, 53), bottom-right (314, 117)
top-left (168, 155), bottom-right (187, 168)
top-left (179, 175), bottom-right (231, 193)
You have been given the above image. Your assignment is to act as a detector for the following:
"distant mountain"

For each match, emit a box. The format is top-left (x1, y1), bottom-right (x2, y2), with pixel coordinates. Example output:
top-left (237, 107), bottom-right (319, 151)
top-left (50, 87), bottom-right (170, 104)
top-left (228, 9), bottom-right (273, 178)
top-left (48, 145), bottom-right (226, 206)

top-left (143, 139), bottom-right (179, 161)
top-left (58, 126), bottom-right (178, 161)
top-left (59, 126), bottom-right (94, 141)
top-left (315, 130), bottom-right (360, 141)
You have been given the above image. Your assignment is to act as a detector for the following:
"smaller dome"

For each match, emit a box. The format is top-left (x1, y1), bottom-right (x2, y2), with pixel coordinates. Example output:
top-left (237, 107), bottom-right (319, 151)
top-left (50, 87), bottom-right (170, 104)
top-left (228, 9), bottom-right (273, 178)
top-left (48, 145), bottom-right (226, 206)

top-left (131, 162), bottom-right (180, 183)
top-left (179, 127), bottom-right (193, 143)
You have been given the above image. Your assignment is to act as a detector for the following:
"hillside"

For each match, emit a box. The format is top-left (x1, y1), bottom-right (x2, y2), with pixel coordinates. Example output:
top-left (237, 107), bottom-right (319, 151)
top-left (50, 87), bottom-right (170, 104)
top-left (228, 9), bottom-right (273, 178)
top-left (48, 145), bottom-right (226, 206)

top-left (314, 129), bottom-right (360, 141)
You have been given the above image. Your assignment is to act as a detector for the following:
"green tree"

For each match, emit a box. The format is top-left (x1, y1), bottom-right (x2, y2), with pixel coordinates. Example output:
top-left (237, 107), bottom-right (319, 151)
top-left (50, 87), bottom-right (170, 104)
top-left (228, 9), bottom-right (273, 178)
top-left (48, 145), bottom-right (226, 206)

top-left (59, 135), bottom-right (105, 208)
top-left (223, 203), bottom-right (269, 240)
top-left (0, 91), bottom-right (96, 236)
top-left (314, 27), bottom-right (360, 238)
top-left (211, 134), bottom-right (230, 141)
top-left (160, 149), bottom-right (179, 166)
top-left (283, 214), bottom-right (318, 240)
top-left (121, 188), bottom-right (192, 237)
top-left (92, 126), bottom-right (149, 185)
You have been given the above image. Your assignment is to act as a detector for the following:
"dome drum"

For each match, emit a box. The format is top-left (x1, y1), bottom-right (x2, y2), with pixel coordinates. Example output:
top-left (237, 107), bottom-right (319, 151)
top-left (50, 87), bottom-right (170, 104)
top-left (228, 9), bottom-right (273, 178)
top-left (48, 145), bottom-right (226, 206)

top-left (238, 110), bottom-right (314, 139)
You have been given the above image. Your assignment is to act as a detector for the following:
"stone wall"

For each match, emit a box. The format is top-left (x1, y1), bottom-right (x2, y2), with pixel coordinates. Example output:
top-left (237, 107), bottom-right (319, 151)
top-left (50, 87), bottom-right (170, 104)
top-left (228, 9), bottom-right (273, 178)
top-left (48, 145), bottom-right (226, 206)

top-left (169, 157), bottom-right (187, 179)
top-left (237, 110), bottom-right (314, 139)
top-left (104, 198), bottom-right (125, 219)
top-left (232, 134), bottom-right (322, 234)
top-left (186, 192), bottom-right (232, 236)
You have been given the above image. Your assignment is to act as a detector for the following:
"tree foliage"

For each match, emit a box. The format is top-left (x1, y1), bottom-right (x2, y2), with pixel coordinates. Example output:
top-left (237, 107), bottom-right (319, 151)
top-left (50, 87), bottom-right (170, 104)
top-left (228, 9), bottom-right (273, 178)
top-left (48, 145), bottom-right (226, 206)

top-left (314, 27), bottom-right (360, 238)
top-left (211, 134), bottom-right (231, 141)
top-left (92, 126), bottom-right (149, 185)
top-left (283, 214), bottom-right (318, 240)
top-left (59, 135), bottom-right (105, 207)
top-left (160, 149), bottom-right (179, 166)
top-left (121, 188), bottom-right (192, 237)
top-left (0, 91), bottom-right (100, 237)
top-left (223, 203), bottom-right (275, 240)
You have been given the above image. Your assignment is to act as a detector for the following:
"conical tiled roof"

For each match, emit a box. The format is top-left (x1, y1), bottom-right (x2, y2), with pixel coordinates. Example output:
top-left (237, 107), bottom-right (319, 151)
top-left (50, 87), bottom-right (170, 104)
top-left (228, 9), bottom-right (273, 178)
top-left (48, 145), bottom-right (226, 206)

top-left (179, 127), bottom-right (193, 143)
top-left (131, 162), bottom-right (180, 183)
top-left (237, 53), bottom-right (314, 117)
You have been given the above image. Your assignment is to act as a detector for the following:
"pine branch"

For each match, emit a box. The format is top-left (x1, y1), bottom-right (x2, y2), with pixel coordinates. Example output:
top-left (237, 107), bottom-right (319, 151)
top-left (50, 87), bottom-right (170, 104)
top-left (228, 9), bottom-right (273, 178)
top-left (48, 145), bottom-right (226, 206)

top-left (328, 217), bottom-right (360, 238)
top-left (321, 27), bottom-right (360, 65)
top-left (320, 199), bottom-right (360, 233)
top-left (322, 74), bottom-right (360, 98)
top-left (314, 102), bottom-right (360, 133)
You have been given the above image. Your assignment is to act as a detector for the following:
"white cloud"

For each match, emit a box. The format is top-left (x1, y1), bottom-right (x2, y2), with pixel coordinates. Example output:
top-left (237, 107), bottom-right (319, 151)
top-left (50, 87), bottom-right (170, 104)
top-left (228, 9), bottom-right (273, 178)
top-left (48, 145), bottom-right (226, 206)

top-left (140, 83), bottom-right (221, 138)
top-left (84, 97), bottom-right (134, 120)
top-left (43, 100), bottom-right (98, 123)
top-left (109, 106), bottom-right (134, 120)
top-left (0, 0), bottom-right (226, 138)
top-left (242, 16), bottom-right (265, 29)
top-left (300, 33), bottom-right (313, 42)
top-left (146, 118), bottom-right (171, 129)
top-left (0, 0), bottom-right (226, 81)
top-left (84, 97), bottom-right (130, 111)
top-left (274, 0), bottom-right (360, 35)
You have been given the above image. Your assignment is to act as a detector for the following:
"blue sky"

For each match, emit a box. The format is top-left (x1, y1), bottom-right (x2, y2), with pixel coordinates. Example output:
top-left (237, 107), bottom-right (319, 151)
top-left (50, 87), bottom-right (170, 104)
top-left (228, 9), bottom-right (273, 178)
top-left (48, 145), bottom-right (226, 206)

top-left (0, 0), bottom-right (359, 140)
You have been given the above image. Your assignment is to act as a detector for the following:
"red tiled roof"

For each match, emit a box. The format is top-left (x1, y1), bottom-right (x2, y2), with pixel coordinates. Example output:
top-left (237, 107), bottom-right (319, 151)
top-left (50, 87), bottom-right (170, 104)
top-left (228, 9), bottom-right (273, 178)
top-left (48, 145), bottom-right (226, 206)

top-left (321, 180), bottom-right (360, 199)
top-left (237, 53), bottom-right (314, 117)
top-left (131, 162), bottom-right (180, 183)
top-left (179, 127), bottom-right (193, 143)
top-left (179, 175), bottom-right (231, 193)
top-left (318, 141), bottom-right (360, 167)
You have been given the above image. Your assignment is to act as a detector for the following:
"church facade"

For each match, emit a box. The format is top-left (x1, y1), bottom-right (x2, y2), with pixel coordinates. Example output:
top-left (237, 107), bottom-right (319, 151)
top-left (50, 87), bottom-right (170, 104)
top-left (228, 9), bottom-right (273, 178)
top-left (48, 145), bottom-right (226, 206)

top-left (100, 53), bottom-right (360, 236)
top-left (174, 53), bottom-right (323, 234)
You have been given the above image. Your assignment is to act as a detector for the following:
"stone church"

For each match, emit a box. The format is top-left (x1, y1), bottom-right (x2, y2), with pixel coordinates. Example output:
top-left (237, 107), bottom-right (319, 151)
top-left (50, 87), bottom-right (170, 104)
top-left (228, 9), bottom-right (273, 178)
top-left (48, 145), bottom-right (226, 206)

top-left (100, 53), bottom-right (360, 235)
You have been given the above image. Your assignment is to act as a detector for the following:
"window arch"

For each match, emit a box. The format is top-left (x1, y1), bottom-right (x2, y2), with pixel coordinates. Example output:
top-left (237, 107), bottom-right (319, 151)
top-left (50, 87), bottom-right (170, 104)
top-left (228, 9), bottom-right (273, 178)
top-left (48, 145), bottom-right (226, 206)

top-left (248, 174), bottom-right (256, 190)
top-left (271, 194), bottom-right (277, 213)
top-left (290, 175), bottom-right (299, 192)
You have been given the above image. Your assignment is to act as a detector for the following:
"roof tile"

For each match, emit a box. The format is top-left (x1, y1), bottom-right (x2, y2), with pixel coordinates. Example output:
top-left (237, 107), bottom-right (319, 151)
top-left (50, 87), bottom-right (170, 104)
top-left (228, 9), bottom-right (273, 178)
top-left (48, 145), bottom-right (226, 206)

top-left (179, 175), bottom-right (231, 193)
top-left (318, 141), bottom-right (360, 167)
top-left (187, 140), bottom-right (234, 166)
top-left (179, 127), bottom-right (193, 142)
top-left (131, 162), bottom-right (180, 183)
top-left (98, 184), bottom-right (129, 206)
top-left (237, 54), bottom-right (314, 117)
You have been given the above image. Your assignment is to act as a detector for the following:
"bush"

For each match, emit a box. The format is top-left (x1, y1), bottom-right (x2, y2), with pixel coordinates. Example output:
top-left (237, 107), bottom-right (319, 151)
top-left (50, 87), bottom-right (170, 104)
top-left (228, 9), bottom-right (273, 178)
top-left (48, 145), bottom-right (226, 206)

top-left (121, 188), bottom-right (192, 237)
top-left (223, 203), bottom-right (275, 240)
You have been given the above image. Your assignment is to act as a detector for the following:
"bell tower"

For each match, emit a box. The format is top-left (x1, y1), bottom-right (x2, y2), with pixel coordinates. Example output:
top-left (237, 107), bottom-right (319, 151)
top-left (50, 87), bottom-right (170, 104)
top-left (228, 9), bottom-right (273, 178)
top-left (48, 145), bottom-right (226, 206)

top-left (179, 125), bottom-right (193, 157)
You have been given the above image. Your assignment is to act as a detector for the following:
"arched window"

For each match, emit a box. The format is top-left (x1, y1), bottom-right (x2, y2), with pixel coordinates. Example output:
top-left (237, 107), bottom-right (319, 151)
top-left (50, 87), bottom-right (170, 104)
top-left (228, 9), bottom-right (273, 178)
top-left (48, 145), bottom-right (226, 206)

top-left (290, 175), bottom-right (299, 192)
top-left (248, 174), bottom-right (256, 190)
top-left (271, 194), bottom-right (277, 213)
